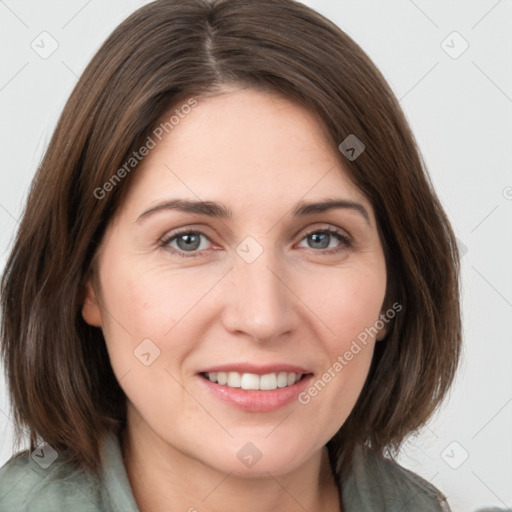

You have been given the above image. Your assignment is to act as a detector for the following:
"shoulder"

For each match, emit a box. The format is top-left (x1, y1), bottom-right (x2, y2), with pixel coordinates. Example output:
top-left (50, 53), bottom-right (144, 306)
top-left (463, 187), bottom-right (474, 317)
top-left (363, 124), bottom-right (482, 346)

top-left (0, 449), bottom-right (102, 512)
top-left (341, 444), bottom-right (451, 511)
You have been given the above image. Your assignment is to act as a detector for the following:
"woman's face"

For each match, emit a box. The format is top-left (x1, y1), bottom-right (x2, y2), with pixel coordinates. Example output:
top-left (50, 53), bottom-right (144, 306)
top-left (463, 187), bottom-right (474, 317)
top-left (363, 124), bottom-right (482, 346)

top-left (83, 87), bottom-right (388, 476)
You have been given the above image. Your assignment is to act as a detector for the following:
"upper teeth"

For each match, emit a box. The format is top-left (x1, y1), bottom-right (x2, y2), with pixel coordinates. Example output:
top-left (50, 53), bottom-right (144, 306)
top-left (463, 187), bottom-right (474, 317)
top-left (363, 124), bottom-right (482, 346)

top-left (205, 371), bottom-right (302, 390)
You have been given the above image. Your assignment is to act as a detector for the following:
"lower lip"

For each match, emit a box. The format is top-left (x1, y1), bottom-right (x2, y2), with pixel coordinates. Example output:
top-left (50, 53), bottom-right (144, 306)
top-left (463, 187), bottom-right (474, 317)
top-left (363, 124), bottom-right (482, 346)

top-left (197, 374), bottom-right (314, 412)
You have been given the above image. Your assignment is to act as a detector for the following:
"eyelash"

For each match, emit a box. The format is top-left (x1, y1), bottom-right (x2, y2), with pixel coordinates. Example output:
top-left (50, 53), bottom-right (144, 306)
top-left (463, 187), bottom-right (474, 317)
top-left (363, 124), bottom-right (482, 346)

top-left (159, 227), bottom-right (352, 259)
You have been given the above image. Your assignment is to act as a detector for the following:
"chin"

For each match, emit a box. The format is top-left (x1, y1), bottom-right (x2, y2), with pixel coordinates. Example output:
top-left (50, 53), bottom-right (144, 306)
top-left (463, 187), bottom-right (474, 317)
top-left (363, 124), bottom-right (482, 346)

top-left (199, 436), bottom-right (316, 477)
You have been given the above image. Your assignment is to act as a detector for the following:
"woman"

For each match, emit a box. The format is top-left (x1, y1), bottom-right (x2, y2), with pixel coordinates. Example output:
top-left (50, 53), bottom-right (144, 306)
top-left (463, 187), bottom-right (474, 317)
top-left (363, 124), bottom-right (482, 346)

top-left (0, 0), bottom-right (461, 510)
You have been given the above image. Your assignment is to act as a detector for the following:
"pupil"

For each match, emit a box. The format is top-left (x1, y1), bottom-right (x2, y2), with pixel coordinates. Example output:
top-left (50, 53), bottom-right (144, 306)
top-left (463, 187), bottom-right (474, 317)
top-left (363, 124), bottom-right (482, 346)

top-left (310, 233), bottom-right (329, 249)
top-left (178, 233), bottom-right (199, 251)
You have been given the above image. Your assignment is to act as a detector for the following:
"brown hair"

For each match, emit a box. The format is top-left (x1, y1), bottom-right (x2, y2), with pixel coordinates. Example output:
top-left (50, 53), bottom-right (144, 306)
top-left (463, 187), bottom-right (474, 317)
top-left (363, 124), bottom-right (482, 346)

top-left (0, 0), bottom-right (461, 478)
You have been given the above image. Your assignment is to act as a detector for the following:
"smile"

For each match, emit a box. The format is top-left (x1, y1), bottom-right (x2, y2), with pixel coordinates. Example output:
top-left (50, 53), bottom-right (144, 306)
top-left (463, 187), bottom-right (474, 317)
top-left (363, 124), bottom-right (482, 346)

top-left (198, 371), bottom-right (315, 412)
top-left (201, 371), bottom-right (305, 391)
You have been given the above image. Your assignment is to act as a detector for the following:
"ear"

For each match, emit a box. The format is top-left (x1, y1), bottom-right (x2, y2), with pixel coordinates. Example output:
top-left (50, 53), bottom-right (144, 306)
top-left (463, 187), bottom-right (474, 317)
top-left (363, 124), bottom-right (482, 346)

top-left (375, 303), bottom-right (392, 342)
top-left (376, 289), bottom-right (396, 341)
top-left (376, 320), bottom-right (388, 341)
top-left (81, 275), bottom-right (103, 327)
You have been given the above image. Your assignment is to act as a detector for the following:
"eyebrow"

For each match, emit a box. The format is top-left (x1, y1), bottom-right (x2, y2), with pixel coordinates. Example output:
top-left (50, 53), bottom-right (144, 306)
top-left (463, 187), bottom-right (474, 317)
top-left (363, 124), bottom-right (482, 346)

top-left (136, 198), bottom-right (371, 225)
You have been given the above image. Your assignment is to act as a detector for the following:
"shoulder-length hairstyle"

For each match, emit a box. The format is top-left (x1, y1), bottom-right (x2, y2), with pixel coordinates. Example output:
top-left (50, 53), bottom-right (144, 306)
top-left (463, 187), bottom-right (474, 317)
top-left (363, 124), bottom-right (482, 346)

top-left (1, 0), bottom-right (461, 478)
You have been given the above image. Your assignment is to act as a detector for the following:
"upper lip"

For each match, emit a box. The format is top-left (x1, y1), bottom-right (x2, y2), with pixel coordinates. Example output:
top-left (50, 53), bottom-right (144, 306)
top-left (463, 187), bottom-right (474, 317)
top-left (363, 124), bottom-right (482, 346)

top-left (198, 363), bottom-right (313, 376)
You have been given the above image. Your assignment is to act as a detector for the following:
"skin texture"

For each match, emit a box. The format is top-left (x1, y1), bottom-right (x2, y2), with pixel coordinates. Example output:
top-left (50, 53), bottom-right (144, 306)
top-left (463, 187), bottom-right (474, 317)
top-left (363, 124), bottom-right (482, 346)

top-left (82, 87), bottom-right (388, 512)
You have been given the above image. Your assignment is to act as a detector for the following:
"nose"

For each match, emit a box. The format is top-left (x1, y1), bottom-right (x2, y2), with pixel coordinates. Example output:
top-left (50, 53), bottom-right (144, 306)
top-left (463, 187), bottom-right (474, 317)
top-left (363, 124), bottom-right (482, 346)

top-left (220, 246), bottom-right (298, 343)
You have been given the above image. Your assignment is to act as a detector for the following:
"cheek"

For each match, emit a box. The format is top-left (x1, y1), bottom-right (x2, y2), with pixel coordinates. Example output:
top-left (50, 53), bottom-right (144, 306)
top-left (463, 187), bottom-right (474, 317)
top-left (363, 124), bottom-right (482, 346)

top-left (295, 264), bottom-right (384, 410)
top-left (303, 262), bottom-right (386, 346)
top-left (98, 253), bottom-right (191, 337)
top-left (294, 272), bottom-right (382, 437)
top-left (95, 258), bottom-right (194, 418)
top-left (96, 251), bottom-right (222, 379)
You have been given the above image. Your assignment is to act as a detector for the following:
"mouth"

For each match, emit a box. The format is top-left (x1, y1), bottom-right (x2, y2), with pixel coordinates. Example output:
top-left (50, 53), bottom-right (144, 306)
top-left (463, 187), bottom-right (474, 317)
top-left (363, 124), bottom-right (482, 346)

top-left (197, 371), bottom-right (315, 412)
top-left (200, 371), bottom-right (310, 391)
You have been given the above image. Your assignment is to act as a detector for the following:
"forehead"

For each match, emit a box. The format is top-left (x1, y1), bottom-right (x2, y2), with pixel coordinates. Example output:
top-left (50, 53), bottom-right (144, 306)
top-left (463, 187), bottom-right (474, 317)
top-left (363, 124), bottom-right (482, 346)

top-left (120, 87), bottom-right (371, 218)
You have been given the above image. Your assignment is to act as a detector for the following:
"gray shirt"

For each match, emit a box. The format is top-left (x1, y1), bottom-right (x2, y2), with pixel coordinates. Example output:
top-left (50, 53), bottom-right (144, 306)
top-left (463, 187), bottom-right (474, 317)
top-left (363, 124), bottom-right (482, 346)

top-left (0, 431), bottom-right (451, 511)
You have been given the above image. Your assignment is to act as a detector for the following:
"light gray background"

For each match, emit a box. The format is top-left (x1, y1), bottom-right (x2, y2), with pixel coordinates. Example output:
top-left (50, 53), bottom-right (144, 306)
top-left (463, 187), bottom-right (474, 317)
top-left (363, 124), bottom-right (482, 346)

top-left (1, 1), bottom-right (511, 511)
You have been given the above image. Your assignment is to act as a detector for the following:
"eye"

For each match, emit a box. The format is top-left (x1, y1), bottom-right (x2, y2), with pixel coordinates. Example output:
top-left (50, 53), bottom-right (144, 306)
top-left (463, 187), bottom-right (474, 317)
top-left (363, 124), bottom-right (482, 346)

top-left (297, 227), bottom-right (351, 254)
top-left (160, 229), bottom-right (212, 258)
top-left (160, 226), bottom-right (352, 259)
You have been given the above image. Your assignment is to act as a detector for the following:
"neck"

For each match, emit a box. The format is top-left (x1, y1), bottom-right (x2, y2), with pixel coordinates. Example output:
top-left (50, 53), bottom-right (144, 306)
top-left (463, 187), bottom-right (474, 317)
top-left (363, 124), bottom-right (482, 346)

top-left (121, 416), bottom-right (342, 512)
